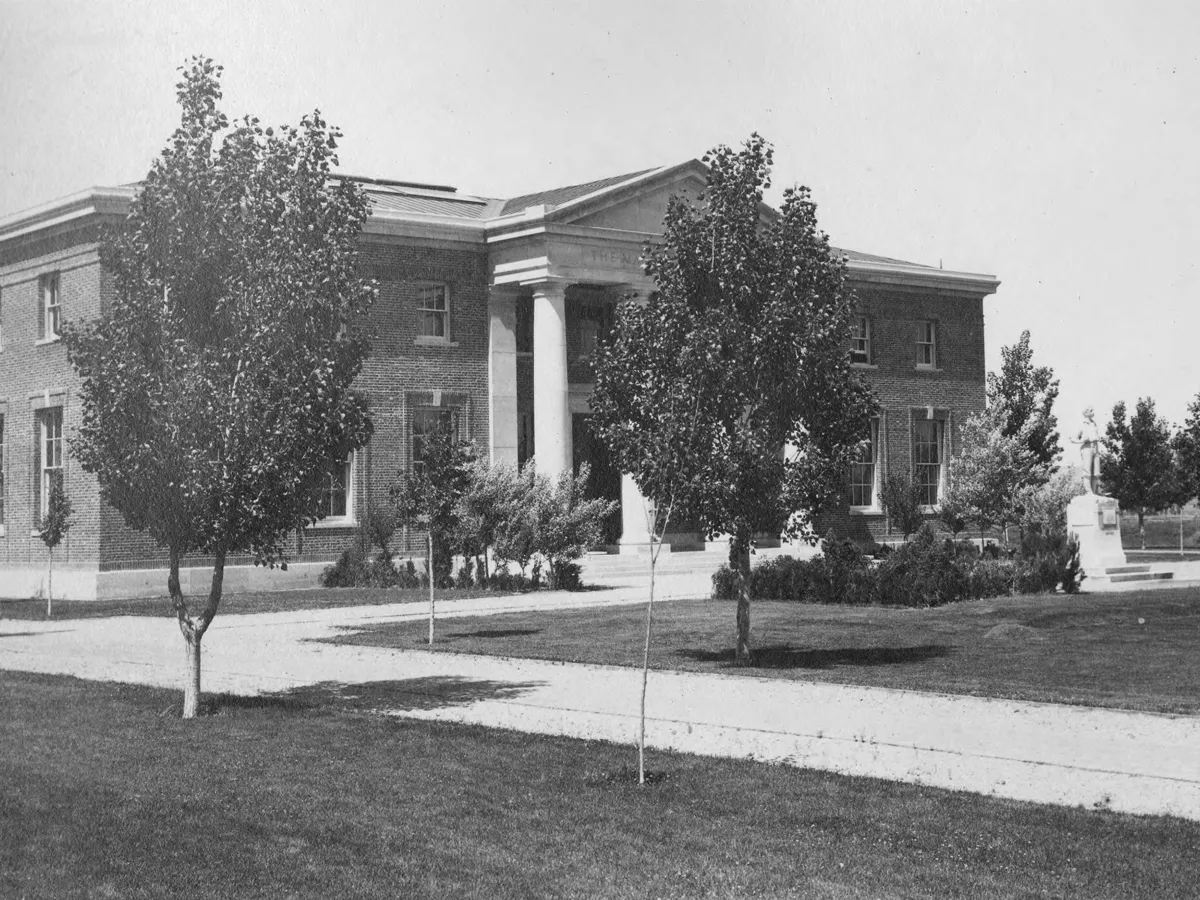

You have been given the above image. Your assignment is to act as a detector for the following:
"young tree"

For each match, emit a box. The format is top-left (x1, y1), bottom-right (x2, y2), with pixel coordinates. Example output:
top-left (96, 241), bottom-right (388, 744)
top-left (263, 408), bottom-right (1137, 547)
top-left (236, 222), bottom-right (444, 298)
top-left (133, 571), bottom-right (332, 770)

top-left (879, 473), bottom-right (926, 543)
top-left (390, 431), bottom-right (478, 642)
top-left (1102, 398), bottom-right (1188, 549)
top-left (39, 482), bottom-right (73, 617)
top-left (940, 413), bottom-right (1041, 548)
top-left (64, 58), bottom-right (376, 718)
top-left (986, 330), bottom-right (1061, 473)
top-left (591, 135), bottom-right (876, 665)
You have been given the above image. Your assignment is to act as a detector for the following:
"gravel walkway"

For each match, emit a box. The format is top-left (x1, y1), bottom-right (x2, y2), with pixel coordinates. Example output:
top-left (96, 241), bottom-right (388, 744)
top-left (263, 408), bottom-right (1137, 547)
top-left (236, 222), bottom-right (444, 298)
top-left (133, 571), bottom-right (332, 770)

top-left (3, 584), bottom-right (1198, 822)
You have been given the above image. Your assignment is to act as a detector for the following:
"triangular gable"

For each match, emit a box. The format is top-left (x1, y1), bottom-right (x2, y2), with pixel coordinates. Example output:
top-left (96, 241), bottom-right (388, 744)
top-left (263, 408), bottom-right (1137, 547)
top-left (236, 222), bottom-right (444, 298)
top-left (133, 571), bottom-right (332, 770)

top-left (546, 160), bottom-right (709, 233)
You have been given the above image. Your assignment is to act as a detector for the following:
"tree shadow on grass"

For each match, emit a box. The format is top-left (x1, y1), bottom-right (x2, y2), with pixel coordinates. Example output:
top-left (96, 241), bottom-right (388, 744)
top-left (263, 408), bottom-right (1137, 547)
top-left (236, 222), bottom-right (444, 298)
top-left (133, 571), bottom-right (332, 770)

top-left (445, 628), bottom-right (543, 639)
top-left (675, 643), bottom-right (953, 670)
top-left (204, 675), bottom-right (545, 716)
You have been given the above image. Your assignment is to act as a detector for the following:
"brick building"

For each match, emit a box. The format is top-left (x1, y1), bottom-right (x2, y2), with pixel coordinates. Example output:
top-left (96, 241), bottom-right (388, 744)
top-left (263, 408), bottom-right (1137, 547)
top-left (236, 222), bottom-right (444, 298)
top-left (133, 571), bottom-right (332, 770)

top-left (0, 161), bottom-right (998, 599)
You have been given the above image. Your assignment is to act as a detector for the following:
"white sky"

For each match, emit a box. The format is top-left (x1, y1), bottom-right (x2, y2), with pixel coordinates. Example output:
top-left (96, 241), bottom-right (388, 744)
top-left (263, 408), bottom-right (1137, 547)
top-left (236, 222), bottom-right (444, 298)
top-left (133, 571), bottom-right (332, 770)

top-left (3, 0), bottom-right (1197, 430)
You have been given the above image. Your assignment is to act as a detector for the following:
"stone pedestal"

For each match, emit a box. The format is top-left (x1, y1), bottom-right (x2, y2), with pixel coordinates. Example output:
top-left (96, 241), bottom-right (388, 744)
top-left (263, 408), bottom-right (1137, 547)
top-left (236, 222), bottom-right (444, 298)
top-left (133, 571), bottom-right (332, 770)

top-left (1067, 494), bottom-right (1127, 576)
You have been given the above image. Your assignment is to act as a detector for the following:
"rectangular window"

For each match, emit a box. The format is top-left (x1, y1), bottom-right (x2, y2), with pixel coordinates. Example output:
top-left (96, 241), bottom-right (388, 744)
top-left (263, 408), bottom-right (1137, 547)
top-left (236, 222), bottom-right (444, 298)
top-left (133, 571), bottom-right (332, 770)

top-left (416, 284), bottom-right (448, 339)
top-left (317, 454), bottom-right (353, 521)
top-left (412, 406), bottom-right (459, 472)
top-left (916, 320), bottom-right (937, 368)
top-left (849, 419), bottom-right (879, 508)
top-left (913, 418), bottom-right (945, 507)
top-left (40, 273), bottom-right (61, 342)
top-left (850, 316), bottom-right (872, 365)
top-left (35, 407), bottom-right (64, 524)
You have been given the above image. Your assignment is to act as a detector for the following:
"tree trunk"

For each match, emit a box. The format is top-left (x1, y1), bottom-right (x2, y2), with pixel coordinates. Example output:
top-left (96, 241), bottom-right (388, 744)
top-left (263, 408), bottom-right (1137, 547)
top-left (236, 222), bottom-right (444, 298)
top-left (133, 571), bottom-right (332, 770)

top-left (731, 530), bottom-right (753, 665)
top-left (639, 540), bottom-right (656, 786)
top-left (428, 531), bottom-right (435, 645)
top-left (46, 547), bottom-right (53, 618)
top-left (182, 629), bottom-right (202, 719)
top-left (1139, 510), bottom-right (1146, 550)
top-left (169, 546), bottom-right (227, 719)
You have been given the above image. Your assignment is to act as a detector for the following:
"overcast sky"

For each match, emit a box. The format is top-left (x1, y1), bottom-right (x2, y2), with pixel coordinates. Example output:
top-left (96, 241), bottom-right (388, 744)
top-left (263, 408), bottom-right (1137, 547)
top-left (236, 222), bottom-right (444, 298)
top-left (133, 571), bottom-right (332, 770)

top-left (3, 0), bottom-right (1197, 437)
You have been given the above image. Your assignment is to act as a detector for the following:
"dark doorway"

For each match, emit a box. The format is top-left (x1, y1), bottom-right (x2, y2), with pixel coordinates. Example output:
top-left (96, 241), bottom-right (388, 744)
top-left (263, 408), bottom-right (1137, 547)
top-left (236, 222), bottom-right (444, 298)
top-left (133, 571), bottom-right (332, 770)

top-left (572, 413), bottom-right (622, 546)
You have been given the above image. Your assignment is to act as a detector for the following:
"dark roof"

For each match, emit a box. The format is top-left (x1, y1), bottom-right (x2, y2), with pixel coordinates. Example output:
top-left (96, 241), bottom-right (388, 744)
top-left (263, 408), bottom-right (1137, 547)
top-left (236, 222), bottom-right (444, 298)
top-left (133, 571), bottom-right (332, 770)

top-left (364, 186), bottom-right (495, 219)
top-left (835, 247), bottom-right (932, 268)
top-left (499, 168), bottom-right (659, 216)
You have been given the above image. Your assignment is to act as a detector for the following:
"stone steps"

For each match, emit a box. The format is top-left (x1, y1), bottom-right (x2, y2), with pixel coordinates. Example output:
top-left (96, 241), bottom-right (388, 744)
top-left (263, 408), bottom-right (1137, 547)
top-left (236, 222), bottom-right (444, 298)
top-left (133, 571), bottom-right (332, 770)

top-left (1090, 564), bottom-right (1175, 586)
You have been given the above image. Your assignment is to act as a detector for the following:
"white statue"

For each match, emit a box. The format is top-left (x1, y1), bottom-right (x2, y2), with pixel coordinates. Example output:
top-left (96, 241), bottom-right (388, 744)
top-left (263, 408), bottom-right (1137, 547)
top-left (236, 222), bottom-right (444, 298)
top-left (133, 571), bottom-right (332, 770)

top-left (1069, 407), bottom-right (1101, 494)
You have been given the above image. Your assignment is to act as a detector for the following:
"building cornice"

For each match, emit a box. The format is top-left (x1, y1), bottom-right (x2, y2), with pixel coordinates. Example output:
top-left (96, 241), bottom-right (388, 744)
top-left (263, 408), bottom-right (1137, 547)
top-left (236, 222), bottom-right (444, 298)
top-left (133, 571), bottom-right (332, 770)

top-left (845, 258), bottom-right (1000, 296)
top-left (0, 186), bottom-right (135, 244)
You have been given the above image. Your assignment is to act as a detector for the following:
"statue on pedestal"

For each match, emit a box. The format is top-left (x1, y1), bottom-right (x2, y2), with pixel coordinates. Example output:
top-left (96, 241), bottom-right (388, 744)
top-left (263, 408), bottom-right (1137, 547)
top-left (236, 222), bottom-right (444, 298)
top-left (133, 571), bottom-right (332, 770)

top-left (1069, 407), bottom-right (1101, 494)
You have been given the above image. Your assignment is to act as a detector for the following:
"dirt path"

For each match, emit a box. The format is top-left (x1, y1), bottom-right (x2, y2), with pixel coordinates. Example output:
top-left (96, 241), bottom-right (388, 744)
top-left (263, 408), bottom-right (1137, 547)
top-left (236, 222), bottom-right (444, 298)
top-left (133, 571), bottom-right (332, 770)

top-left (3, 588), bottom-right (1198, 821)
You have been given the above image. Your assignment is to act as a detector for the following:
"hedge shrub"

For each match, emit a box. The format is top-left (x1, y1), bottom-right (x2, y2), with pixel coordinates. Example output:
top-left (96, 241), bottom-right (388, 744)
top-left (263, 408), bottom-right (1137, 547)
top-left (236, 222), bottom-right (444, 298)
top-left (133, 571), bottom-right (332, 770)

top-left (711, 524), bottom-right (1086, 606)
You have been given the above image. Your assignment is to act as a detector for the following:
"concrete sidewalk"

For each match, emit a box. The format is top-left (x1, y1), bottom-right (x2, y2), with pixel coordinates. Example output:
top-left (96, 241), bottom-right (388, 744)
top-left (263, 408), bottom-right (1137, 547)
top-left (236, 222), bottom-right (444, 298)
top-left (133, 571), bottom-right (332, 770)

top-left (2, 586), bottom-right (1198, 822)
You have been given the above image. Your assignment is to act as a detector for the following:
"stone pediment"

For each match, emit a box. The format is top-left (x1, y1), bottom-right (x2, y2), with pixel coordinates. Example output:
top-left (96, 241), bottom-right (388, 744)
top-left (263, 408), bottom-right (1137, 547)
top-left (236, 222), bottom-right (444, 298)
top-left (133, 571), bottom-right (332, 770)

top-left (546, 161), bottom-right (709, 235)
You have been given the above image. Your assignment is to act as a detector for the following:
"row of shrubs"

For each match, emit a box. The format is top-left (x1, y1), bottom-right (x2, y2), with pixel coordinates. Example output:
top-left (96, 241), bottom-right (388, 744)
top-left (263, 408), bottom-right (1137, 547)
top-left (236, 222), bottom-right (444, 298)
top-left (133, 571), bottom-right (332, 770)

top-left (711, 525), bottom-right (1084, 607)
top-left (321, 436), bottom-right (612, 591)
top-left (322, 541), bottom-right (583, 593)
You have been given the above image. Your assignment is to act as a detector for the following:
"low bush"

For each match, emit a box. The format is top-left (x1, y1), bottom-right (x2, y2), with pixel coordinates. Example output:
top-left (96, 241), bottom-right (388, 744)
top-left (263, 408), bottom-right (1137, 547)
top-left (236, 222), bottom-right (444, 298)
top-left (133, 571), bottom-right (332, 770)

top-left (321, 547), bottom-right (420, 589)
top-left (875, 526), bottom-right (971, 607)
top-left (710, 523), bottom-right (1083, 607)
top-left (968, 558), bottom-right (1015, 599)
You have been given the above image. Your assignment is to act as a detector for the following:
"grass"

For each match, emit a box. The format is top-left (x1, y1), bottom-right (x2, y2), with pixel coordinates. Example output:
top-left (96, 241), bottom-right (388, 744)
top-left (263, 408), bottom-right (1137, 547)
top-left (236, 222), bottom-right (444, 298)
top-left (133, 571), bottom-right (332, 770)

top-left (1121, 513), bottom-right (1200, 550)
top-left (332, 586), bottom-right (1200, 715)
top-left (0, 585), bottom-right (532, 622)
top-left (3, 670), bottom-right (1199, 899)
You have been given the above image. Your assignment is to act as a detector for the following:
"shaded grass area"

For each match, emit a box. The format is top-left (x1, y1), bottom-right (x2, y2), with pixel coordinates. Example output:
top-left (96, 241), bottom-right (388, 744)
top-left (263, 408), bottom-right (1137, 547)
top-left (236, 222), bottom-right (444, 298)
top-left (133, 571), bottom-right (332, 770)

top-left (0, 585), bottom-right (521, 621)
top-left (3, 670), bottom-right (1199, 900)
top-left (333, 587), bottom-right (1200, 715)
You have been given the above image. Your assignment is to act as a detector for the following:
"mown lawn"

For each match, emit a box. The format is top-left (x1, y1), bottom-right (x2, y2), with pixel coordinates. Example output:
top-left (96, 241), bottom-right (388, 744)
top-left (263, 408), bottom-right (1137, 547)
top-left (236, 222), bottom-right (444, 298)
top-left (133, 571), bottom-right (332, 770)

top-left (0, 585), bottom-right (521, 621)
top-left (2, 670), bottom-right (1198, 900)
top-left (332, 587), bottom-right (1200, 715)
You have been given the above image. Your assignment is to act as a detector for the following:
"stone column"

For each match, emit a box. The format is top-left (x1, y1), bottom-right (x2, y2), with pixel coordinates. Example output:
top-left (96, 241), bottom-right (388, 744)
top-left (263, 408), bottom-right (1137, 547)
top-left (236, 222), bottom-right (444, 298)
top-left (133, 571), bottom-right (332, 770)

top-left (488, 288), bottom-right (518, 466)
top-left (532, 282), bottom-right (571, 478)
top-left (619, 473), bottom-right (658, 553)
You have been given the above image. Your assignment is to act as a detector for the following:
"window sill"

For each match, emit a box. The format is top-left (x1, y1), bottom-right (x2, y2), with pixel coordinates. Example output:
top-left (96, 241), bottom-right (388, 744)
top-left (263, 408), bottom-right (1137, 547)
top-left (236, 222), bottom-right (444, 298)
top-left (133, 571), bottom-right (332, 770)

top-left (914, 365), bottom-right (942, 373)
top-left (35, 336), bottom-right (61, 347)
top-left (413, 337), bottom-right (458, 348)
top-left (309, 517), bottom-right (357, 530)
top-left (850, 362), bottom-right (877, 370)
top-left (919, 505), bottom-right (941, 514)
top-left (849, 507), bottom-right (883, 516)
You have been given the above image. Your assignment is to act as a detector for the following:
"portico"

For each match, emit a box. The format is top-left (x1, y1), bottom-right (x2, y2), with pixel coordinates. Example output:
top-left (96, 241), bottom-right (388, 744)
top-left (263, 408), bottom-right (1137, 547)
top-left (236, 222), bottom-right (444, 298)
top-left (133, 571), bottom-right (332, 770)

top-left (484, 164), bottom-right (709, 550)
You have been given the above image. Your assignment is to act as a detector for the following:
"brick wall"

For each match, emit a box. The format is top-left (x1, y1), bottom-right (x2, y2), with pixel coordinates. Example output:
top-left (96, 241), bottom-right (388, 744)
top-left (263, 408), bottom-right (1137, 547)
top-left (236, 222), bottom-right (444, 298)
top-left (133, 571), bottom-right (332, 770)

top-left (96, 235), bottom-right (494, 569)
top-left (0, 235), bottom-right (107, 574)
top-left (820, 283), bottom-right (988, 545)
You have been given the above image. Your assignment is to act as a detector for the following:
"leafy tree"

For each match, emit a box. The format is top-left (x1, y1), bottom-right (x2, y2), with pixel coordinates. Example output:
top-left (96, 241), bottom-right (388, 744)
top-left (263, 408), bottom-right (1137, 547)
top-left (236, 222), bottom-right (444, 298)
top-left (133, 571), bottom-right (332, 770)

top-left (390, 431), bottom-right (478, 642)
top-left (39, 482), bottom-right (73, 617)
top-left (64, 58), bottom-right (375, 718)
top-left (1018, 469), bottom-right (1085, 538)
top-left (879, 473), bottom-right (926, 543)
top-left (528, 463), bottom-right (617, 590)
top-left (940, 413), bottom-right (1040, 548)
top-left (591, 134), bottom-right (876, 665)
top-left (455, 458), bottom-right (519, 583)
top-left (986, 330), bottom-right (1061, 473)
top-left (1101, 399), bottom-right (1188, 549)
top-left (936, 484), bottom-right (970, 546)
top-left (1175, 393), bottom-right (1200, 505)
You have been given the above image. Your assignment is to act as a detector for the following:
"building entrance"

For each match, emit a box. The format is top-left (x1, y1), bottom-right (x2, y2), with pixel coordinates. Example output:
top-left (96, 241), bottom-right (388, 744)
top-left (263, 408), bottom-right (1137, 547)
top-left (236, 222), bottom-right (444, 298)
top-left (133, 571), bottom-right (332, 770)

top-left (572, 413), bottom-right (623, 546)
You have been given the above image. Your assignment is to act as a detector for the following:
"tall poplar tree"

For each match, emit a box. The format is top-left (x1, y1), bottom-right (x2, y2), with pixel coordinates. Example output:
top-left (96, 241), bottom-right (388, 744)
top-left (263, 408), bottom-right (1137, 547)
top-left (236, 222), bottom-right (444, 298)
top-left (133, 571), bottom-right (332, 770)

top-left (591, 135), bottom-right (875, 664)
top-left (986, 330), bottom-right (1061, 474)
top-left (65, 58), bottom-right (376, 717)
